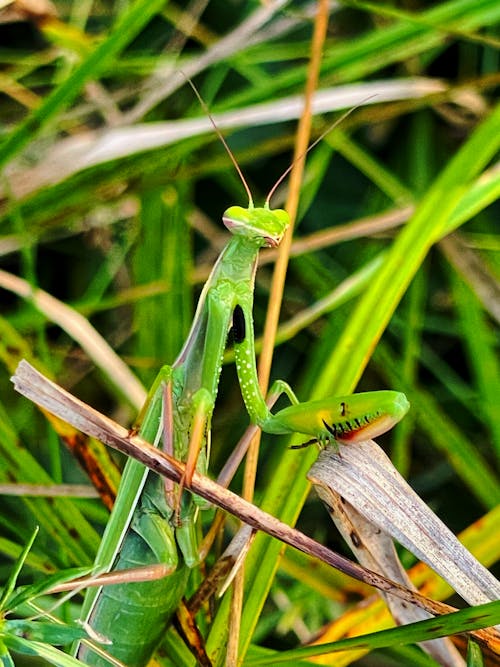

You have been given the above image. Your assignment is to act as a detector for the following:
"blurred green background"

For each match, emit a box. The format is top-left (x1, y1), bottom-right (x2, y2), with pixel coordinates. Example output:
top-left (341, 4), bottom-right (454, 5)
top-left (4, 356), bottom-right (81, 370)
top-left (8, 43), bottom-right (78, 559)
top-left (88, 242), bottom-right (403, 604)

top-left (0, 1), bottom-right (498, 665)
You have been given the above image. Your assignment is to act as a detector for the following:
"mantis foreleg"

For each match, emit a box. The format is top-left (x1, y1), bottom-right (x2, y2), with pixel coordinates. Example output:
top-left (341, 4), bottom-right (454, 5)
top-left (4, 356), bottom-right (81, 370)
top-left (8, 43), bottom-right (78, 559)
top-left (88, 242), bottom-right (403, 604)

top-left (231, 288), bottom-right (409, 445)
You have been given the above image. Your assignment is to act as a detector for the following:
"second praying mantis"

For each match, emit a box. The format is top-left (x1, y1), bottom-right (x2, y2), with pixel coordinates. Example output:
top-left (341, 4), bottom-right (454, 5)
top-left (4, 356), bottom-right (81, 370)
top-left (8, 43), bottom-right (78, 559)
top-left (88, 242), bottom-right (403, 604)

top-left (77, 105), bottom-right (410, 667)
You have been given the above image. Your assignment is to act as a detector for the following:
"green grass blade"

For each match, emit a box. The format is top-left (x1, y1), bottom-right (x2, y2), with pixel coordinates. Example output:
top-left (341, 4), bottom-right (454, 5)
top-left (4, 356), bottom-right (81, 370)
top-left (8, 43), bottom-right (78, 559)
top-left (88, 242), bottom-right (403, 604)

top-left (3, 636), bottom-right (86, 667)
top-left (242, 600), bottom-right (500, 665)
top-left (0, 528), bottom-right (38, 611)
top-left (0, 0), bottom-right (167, 170)
top-left (450, 271), bottom-right (500, 462)
top-left (375, 341), bottom-right (500, 508)
top-left (318, 102), bottom-right (500, 396)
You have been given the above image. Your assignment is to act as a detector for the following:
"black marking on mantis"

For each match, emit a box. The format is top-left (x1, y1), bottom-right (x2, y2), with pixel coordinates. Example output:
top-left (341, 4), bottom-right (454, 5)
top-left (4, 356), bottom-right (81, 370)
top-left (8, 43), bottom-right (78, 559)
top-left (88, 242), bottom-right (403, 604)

top-left (232, 304), bottom-right (246, 345)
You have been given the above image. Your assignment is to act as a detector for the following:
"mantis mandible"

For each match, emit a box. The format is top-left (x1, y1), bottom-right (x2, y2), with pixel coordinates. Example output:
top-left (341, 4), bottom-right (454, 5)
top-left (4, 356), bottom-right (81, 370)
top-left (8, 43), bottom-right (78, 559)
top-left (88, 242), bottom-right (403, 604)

top-left (77, 102), bottom-right (409, 667)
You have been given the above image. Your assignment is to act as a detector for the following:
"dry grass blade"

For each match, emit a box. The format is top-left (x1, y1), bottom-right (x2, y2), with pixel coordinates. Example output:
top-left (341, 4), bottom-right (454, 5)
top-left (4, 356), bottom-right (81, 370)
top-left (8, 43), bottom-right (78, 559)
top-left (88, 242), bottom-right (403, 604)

top-left (2, 80), bottom-right (443, 201)
top-left (308, 441), bottom-right (500, 603)
top-left (11, 359), bottom-right (470, 622)
top-left (440, 233), bottom-right (500, 324)
top-left (308, 440), bottom-right (500, 660)
top-left (0, 268), bottom-right (146, 408)
top-left (0, 483), bottom-right (99, 498)
top-left (309, 491), bottom-right (464, 667)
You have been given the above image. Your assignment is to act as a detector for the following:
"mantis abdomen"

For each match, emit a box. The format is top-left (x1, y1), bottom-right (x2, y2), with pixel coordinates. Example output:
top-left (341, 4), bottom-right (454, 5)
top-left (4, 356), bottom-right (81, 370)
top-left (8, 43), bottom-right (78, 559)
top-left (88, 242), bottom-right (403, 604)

top-left (79, 479), bottom-right (189, 666)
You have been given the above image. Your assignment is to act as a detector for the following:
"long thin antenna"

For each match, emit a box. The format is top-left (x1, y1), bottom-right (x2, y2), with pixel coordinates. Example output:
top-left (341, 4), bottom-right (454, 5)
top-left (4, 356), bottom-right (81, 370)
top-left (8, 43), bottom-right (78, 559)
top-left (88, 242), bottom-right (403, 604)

top-left (183, 75), bottom-right (254, 208)
top-left (265, 96), bottom-right (376, 208)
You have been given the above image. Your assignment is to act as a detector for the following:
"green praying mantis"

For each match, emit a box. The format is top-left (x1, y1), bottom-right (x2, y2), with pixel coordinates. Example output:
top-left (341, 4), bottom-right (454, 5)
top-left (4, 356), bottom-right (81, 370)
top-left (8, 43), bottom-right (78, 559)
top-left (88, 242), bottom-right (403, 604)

top-left (76, 105), bottom-right (410, 667)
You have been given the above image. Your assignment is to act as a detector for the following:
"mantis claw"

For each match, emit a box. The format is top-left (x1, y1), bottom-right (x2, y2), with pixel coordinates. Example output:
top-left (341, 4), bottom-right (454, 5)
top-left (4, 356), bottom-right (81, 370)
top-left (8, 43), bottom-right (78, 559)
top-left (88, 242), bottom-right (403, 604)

top-left (289, 438), bottom-right (320, 450)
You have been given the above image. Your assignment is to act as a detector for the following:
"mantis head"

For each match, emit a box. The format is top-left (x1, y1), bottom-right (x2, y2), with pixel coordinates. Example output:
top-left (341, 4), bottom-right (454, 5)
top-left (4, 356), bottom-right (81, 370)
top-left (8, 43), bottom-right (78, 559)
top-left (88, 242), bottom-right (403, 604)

top-left (222, 205), bottom-right (290, 248)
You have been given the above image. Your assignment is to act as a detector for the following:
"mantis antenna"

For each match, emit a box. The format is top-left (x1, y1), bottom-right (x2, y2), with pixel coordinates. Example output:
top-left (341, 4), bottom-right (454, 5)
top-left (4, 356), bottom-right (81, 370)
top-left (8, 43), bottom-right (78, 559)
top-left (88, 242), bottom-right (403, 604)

top-left (265, 96), bottom-right (377, 208)
top-left (186, 74), bottom-right (376, 212)
top-left (184, 76), bottom-right (254, 208)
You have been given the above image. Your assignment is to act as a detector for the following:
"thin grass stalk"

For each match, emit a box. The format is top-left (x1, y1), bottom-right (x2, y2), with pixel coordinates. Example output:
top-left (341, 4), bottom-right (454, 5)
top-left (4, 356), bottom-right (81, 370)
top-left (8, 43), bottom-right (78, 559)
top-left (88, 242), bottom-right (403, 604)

top-left (223, 3), bottom-right (331, 665)
top-left (225, 5), bottom-right (331, 665)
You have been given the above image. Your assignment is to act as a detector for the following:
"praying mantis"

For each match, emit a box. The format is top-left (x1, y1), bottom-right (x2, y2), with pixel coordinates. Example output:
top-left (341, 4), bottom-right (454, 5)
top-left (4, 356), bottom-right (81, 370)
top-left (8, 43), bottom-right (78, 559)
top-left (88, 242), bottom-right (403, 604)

top-left (77, 109), bottom-right (410, 667)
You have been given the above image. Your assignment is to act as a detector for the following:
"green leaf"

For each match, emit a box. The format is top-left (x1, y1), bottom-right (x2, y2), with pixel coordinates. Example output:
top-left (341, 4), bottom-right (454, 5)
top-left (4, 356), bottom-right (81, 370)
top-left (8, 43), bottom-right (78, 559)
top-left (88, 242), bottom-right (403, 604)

top-left (0, 528), bottom-right (38, 612)
top-left (7, 567), bottom-right (92, 612)
top-left (242, 600), bottom-right (500, 665)
top-left (0, 640), bottom-right (14, 667)
top-left (6, 620), bottom-right (87, 645)
top-left (3, 635), bottom-right (86, 667)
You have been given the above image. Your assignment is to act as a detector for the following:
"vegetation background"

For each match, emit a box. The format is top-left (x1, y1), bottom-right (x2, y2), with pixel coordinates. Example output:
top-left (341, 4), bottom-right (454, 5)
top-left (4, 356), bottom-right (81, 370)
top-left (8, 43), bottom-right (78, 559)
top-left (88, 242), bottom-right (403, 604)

top-left (0, 0), bottom-right (498, 665)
